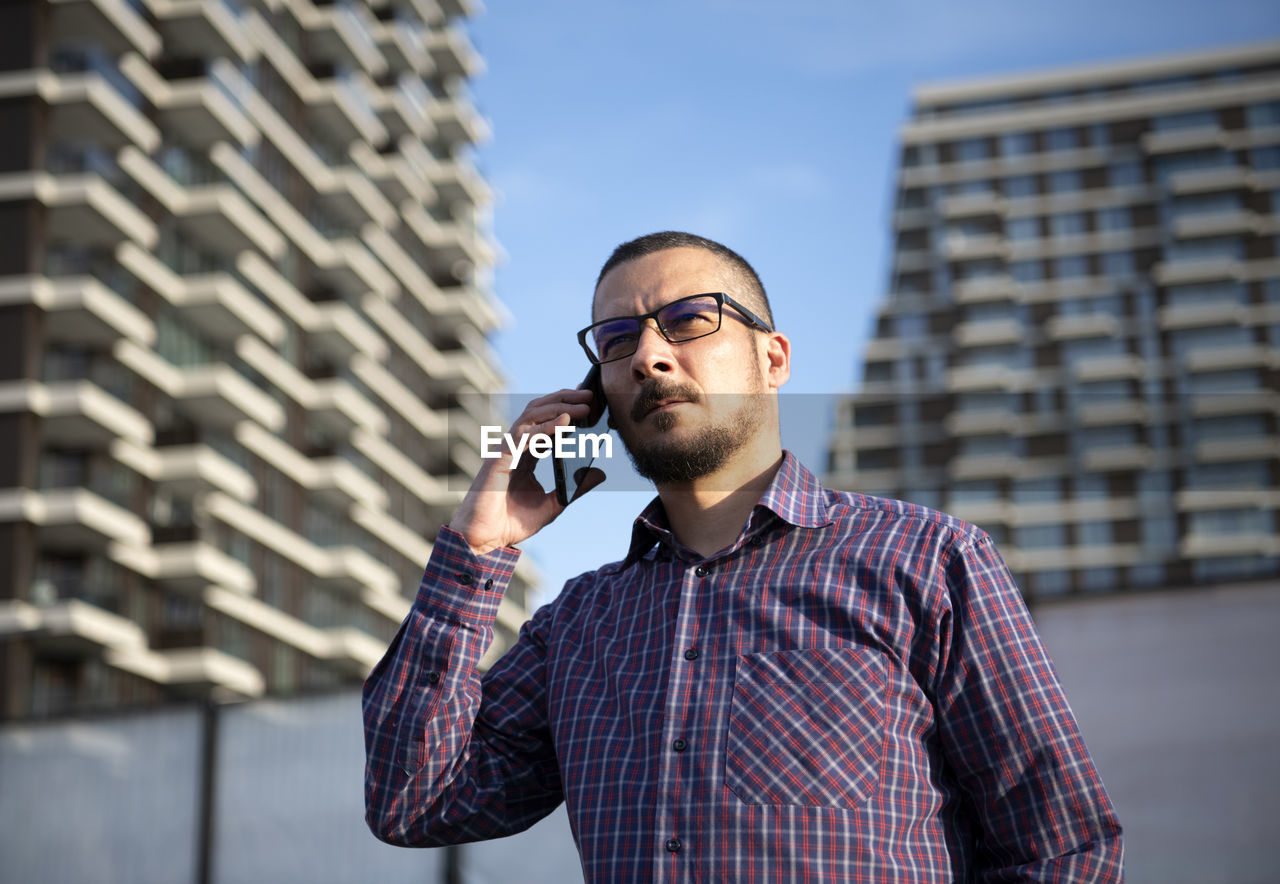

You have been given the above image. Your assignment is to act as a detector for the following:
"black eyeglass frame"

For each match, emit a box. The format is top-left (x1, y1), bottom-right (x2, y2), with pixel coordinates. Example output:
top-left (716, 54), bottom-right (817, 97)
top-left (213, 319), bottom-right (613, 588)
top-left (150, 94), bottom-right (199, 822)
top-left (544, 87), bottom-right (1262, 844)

top-left (577, 292), bottom-right (774, 365)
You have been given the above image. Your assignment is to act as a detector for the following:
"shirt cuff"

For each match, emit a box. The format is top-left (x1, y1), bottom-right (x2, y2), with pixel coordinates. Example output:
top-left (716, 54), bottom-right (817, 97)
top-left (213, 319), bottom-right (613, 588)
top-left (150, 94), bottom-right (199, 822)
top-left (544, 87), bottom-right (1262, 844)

top-left (412, 525), bottom-right (520, 625)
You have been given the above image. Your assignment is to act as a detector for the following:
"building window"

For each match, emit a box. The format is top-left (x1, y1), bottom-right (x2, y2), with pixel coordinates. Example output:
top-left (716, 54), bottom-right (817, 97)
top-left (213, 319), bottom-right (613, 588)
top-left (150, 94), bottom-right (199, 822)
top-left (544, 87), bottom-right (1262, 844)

top-left (959, 434), bottom-right (1020, 458)
top-left (1010, 260), bottom-right (1043, 282)
top-left (951, 178), bottom-right (995, 195)
top-left (1193, 415), bottom-right (1268, 443)
top-left (949, 481), bottom-right (1002, 504)
top-left (1013, 477), bottom-right (1061, 502)
top-left (955, 137), bottom-right (991, 163)
top-left (1166, 236), bottom-right (1242, 262)
top-left (1000, 131), bottom-right (1036, 156)
top-left (1189, 509), bottom-right (1273, 536)
top-left (1004, 175), bottom-right (1038, 198)
top-left (1080, 567), bottom-right (1118, 592)
top-left (1185, 369), bottom-right (1259, 394)
top-left (1053, 255), bottom-right (1091, 278)
top-left (1100, 251), bottom-right (1136, 277)
top-left (1078, 521), bottom-right (1114, 546)
top-left (1049, 212), bottom-right (1087, 237)
top-left (1075, 474), bottom-right (1110, 499)
top-left (1143, 515), bottom-right (1178, 550)
top-left (1006, 217), bottom-right (1040, 240)
top-left (1246, 101), bottom-right (1280, 128)
top-left (1078, 425), bottom-right (1138, 451)
top-left (1045, 127), bottom-right (1081, 151)
top-left (1164, 281), bottom-right (1246, 308)
top-left (1184, 461), bottom-right (1270, 491)
top-left (1109, 160), bottom-right (1145, 187)
top-left (1250, 146), bottom-right (1280, 170)
top-left (1170, 325), bottom-right (1253, 359)
top-left (1156, 149), bottom-right (1234, 183)
top-left (1017, 523), bottom-right (1067, 549)
top-left (1095, 206), bottom-right (1131, 231)
top-left (1152, 110), bottom-right (1218, 131)
top-left (1172, 191), bottom-right (1242, 217)
top-left (1047, 170), bottom-right (1083, 192)
top-left (1032, 570), bottom-right (1072, 595)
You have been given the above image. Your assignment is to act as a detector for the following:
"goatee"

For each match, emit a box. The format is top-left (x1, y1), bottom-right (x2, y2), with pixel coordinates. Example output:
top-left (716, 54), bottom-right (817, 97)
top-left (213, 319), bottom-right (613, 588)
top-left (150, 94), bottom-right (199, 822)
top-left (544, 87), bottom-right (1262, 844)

top-left (618, 379), bottom-right (766, 485)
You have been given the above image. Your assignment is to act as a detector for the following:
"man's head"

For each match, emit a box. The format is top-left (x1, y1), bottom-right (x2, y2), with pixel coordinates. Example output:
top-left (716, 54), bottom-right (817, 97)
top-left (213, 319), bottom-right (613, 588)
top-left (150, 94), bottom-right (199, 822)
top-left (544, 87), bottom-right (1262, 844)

top-left (589, 232), bottom-right (790, 487)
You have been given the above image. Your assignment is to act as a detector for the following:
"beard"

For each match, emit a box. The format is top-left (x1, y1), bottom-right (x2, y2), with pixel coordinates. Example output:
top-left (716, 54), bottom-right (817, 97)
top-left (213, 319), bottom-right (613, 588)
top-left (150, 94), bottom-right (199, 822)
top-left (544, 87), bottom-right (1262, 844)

top-left (615, 378), bottom-right (768, 485)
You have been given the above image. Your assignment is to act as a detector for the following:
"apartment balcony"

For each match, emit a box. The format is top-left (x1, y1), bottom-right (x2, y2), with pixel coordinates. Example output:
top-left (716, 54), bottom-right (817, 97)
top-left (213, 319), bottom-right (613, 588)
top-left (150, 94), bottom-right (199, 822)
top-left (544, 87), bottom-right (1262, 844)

top-left (105, 645), bottom-right (265, 698)
top-left (1080, 445), bottom-right (1155, 472)
top-left (150, 540), bottom-right (255, 594)
top-left (310, 456), bottom-right (386, 510)
top-left (151, 443), bottom-right (256, 500)
top-left (0, 380), bottom-right (152, 447)
top-left (0, 599), bottom-right (146, 659)
top-left (1172, 210), bottom-right (1263, 240)
top-left (308, 300), bottom-right (386, 363)
top-left (1184, 345), bottom-right (1272, 373)
top-left (1045, 313), bottom-right (1121, 341)
top-left (173, 273), bottom-right (286, 345)
top-left (429, 92), bottom-right (491, 146)
top-left (373, 76), bottom-right (433, 139)
top-left (943, 233), bottom-right (1005, 261)
top-left (939, 191), bottom-right (1002, 220)
top-left (426, 23), bottom-right (484, 78)
top-left (1077, 399), bottom-right (1149, 427)
top-left (1071, 354), bottom-right (1145, 382)
top-left (892, 207), bottom-right (932, 231)
top-left (945, 408), bottom-right (1020, 436)
top-left (307, 71), bottom-right (388, 146)
top-left (0, 172), bottom-right (157, 249)
top-left (0, 70), bottom-right (159, 153)
top-left (1158, 302), bottom-right (1248, 331)
top-left (318, 238), bottom-right (398, 300)
top-left (1141, 126), bottom-right (1227, 155)
top-left (49, 0), bottom-right (161, 57)
top-left (893, 248), bottom-right (932, 274)
top-left (150, 0), bottom-right (255, 61)
top-left (1182, 531), bottom-right (1278, 560)
top-left (945, 363), bottom-right (1020, 392)
top-left (155, 76), bottom-right (257, 148)
top-left (348, 139), bottom-right (431, 205)
top-left (949, 453), bottom-right (1021, 480)
top-left (177, 183), bottom-right (286, 259)
top-left (172, 364), bottom-right (286, 431)
top-left (291, 0), bottom-right (386, 78)
top-left (309, 377), bottom-right (387, 436)
top-left (318, 545), bottom-right (398, 596)
top-left (953, 274), bottom-right (1018, 304)
top-left (372, 19), bottom-right (430, 75)
top-left (1195, 436), bottom-right (1279, 463)
top-left (0, 487), bottom-right (148, 551)
top-left (315, 165), bottom-right (397, 231)
top-left (1157, 255), bottom-right (1243, 287)
top-left (2, 275), bottom-right (153, 348)
top-left (438, 0), bottom-right (479, 18)
top-left (954, 318), bottom-right (1024, 347)
top-left (323, 626), bottom-right (385, 677)
top-left (1176, 488), bottom-right (1269, 512)
top-left (1191, 390), bottom-right (1278, 418)
top-left (429, 155), bottom-right (492, 210)
top-left (1167, 165), bottom-right (1252, 196)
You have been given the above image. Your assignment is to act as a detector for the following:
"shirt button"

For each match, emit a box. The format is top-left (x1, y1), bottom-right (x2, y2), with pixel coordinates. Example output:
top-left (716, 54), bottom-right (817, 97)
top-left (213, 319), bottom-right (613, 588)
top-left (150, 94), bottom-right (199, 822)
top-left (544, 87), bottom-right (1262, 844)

top-left (455, 572), bottom-right (474, 586)
top-left (694, 565), bottom-right (709, 578)
top-left (665, 838), bottom-right (681, 853)
top-left (484, 578), bottom-right (493, 590)
top-left (683, 648), bottom-right (699, 661)
top-left (425, 672), bottom-right (440, 685)
top-left (751, 535), bottom-right (765, 547)
top-left (672, 738), bottom-right (687, 752)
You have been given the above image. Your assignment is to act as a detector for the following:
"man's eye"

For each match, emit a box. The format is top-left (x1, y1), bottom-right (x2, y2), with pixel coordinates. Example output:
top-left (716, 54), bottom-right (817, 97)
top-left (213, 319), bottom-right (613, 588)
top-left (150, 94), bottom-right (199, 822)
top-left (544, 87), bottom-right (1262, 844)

top-left (597, 331), bottom-right (637, 357)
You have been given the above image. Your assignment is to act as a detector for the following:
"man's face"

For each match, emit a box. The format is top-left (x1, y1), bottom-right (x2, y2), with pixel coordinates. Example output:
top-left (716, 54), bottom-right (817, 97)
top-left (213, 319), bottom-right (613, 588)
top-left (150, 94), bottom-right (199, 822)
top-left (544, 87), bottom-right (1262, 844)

top-left (591, 247), bottom-right (780, 484)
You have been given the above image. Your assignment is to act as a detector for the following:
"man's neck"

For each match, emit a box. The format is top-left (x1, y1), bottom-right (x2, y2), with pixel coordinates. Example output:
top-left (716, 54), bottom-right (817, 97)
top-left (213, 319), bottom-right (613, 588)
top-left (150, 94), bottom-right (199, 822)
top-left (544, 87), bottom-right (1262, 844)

top-left (656, 448), bottom-right (785, 559)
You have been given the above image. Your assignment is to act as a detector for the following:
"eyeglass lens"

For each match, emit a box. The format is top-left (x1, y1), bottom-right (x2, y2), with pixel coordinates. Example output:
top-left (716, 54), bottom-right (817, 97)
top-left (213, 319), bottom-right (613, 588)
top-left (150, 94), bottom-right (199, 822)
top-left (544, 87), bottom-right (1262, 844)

top-left (590, 295), bottom-right (722, 362)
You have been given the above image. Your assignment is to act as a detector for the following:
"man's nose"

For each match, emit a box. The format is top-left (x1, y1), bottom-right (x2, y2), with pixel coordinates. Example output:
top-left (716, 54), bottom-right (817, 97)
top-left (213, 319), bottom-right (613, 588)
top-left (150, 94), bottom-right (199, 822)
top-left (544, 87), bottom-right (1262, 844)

top-left (628, 320), bottom-right (675, 382)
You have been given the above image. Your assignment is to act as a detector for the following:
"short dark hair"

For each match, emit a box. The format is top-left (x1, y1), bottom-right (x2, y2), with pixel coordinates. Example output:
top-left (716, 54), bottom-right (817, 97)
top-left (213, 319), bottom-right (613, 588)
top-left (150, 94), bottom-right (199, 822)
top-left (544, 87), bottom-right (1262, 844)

top-left (594, 231), bottom-right (775, 327)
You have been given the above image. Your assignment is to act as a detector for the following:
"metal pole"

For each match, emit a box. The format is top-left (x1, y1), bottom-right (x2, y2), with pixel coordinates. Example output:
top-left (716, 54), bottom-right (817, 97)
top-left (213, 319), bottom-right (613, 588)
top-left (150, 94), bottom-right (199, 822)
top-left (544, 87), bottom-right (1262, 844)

top-left (443, 843), bottom-right (462, 884)
top-left (196, 700), bottom-right (219, 884)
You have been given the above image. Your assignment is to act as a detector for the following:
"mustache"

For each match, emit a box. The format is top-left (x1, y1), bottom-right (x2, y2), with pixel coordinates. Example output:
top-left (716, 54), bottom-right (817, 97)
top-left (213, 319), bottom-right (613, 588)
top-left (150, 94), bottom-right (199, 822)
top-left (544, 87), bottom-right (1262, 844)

top-left (629, 379), bottom-right (701, 423)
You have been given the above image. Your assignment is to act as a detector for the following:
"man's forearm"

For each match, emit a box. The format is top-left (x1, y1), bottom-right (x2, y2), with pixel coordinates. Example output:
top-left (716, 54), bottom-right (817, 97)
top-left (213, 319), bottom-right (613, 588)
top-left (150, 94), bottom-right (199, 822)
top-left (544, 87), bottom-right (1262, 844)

top-left (362, 526), bottom-right (518, 845)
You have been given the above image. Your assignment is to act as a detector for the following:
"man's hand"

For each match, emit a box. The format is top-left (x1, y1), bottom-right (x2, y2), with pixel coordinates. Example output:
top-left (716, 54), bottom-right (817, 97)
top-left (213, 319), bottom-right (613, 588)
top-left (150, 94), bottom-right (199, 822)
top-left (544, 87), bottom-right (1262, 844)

top-left (450, 387), bottom-right (606, 556)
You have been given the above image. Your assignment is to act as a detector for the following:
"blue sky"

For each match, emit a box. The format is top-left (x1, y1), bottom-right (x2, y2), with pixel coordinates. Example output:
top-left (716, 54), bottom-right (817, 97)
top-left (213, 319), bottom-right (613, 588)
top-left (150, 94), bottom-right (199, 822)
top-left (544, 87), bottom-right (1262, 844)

top-left (467, 0), bottom-right (1280, 603)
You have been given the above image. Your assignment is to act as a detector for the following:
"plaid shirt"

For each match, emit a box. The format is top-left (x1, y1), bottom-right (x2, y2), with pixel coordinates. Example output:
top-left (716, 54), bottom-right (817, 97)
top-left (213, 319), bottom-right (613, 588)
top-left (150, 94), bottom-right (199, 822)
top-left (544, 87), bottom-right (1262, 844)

top-left (364, 453), bottom-right (1122, 881)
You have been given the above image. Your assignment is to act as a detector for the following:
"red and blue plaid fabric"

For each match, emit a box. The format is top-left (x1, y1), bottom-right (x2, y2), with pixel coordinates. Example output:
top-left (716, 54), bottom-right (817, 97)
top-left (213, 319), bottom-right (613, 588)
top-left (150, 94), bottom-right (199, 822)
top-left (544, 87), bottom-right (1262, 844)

top-left (364, 453), bottom-right (1123, 881)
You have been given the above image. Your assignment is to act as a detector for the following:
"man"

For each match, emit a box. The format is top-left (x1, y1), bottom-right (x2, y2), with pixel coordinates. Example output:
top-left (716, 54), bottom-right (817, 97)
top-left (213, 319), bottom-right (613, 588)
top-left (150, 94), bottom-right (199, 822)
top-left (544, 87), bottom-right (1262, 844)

top-left (363, 232), bottom-right (1123, 881)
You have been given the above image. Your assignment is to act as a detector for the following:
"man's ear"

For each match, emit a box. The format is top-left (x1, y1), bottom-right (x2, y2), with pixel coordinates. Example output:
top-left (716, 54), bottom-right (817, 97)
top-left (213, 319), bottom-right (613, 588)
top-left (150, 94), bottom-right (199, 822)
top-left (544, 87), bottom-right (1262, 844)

top-left (763, 331), bottom-right (790, 390)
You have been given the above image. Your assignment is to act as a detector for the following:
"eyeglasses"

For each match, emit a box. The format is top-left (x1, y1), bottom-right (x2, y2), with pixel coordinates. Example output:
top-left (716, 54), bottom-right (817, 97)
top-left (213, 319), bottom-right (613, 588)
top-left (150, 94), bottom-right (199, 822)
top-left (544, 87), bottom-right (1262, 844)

top-left (577, 293), bottom-right (773, 365)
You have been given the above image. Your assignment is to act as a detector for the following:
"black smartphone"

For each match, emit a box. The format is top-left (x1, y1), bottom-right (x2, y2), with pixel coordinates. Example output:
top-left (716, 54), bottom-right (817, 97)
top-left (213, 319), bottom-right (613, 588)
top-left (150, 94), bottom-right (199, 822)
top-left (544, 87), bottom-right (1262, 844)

top-left (553, 365), bottom-right (608, 506)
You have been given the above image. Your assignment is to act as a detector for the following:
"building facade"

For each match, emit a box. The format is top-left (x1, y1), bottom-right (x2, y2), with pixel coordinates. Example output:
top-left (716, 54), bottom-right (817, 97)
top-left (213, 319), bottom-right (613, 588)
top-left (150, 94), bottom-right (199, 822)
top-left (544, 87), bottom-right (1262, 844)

top-left (0, 0), bottom-right (537, 719)
top-left (827, 42), bottom-right (1280, 599)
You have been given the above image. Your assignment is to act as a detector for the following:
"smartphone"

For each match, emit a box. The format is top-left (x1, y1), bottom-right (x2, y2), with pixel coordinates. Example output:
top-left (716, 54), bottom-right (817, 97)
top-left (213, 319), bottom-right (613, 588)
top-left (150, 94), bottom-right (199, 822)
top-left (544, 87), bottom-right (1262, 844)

top-left (553, 365), bottom-right (607, 506)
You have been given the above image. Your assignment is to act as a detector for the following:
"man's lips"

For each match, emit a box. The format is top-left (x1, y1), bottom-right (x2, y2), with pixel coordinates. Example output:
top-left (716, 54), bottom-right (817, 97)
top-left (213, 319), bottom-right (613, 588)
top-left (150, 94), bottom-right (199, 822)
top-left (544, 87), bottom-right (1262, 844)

top-left (645, 399), bottom-right (688, 417)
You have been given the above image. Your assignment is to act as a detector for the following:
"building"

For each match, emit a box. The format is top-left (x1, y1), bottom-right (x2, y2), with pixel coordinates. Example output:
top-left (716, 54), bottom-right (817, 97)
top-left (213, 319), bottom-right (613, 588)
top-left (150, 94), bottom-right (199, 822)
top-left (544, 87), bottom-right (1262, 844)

top-left (0, 0), bottom-right (538, 719)
top-left (827, 42), bottom-right (1280, 599)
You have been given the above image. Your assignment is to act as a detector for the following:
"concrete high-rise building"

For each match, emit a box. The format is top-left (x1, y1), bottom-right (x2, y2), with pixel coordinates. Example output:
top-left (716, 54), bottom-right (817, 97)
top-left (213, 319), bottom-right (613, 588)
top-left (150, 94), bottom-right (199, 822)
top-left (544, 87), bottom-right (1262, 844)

top-left (0, 0), bottom-right (538, 718)
top-left (828, 42), bottom-right (1280, 599)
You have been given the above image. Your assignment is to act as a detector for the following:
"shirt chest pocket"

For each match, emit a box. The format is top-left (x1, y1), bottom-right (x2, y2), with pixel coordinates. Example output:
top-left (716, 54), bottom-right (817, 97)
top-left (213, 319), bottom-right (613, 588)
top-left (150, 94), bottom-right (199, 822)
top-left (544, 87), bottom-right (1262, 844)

top-left (725, 646), bottom-right (886, 809)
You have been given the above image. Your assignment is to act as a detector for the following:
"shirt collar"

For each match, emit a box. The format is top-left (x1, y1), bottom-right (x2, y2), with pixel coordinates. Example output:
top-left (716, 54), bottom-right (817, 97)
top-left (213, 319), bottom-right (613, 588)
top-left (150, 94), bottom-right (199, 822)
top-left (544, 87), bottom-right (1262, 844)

top-left (622, 451), bottom-right (832, 566)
